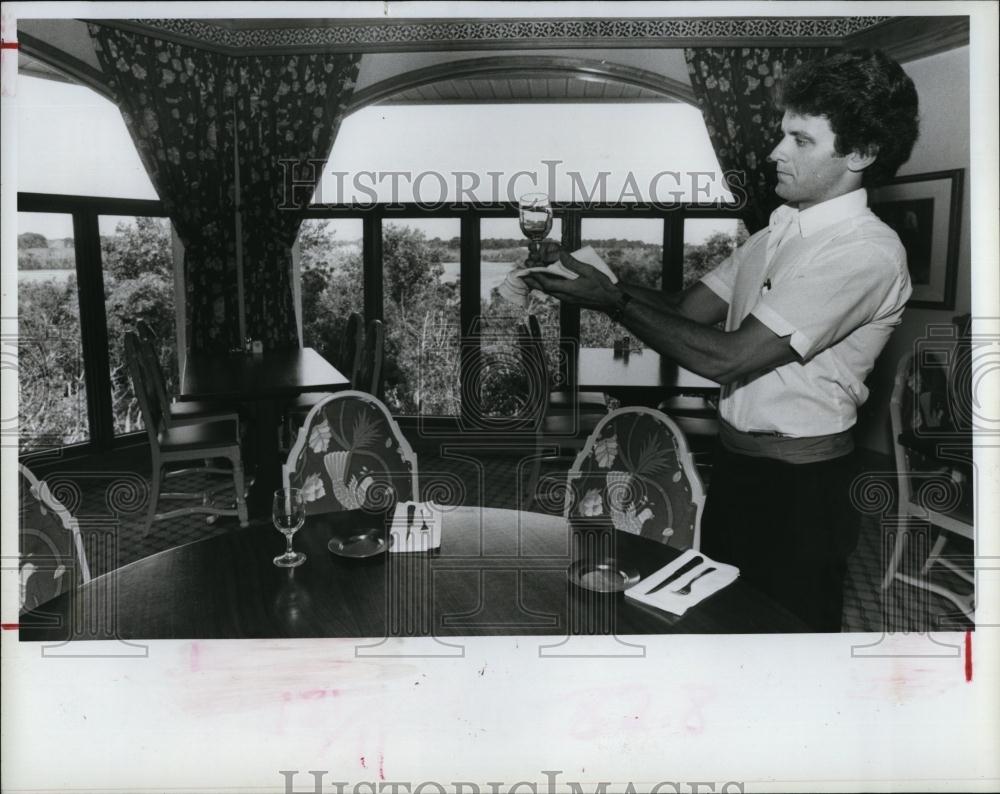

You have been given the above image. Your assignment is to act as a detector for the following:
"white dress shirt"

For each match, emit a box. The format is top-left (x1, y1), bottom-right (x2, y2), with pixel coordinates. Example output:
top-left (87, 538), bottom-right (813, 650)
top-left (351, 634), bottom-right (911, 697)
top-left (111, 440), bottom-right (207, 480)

top-left (701, 188), bottom-right (912, 437)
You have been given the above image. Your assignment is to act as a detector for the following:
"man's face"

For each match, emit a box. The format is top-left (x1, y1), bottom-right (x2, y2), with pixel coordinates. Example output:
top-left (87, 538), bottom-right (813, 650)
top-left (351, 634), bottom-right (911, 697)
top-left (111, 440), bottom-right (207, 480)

top-left (768, 111), bottom-right (859, 209)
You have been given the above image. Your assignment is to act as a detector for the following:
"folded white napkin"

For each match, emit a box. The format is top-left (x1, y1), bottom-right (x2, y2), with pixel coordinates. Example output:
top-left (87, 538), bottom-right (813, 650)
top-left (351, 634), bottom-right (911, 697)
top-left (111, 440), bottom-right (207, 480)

top-left (498, 246), bottom-right (618, 306)
top-left (388, 501), bottom-right (441, 553)
top-left (625, 549), bottom-right (739, 616)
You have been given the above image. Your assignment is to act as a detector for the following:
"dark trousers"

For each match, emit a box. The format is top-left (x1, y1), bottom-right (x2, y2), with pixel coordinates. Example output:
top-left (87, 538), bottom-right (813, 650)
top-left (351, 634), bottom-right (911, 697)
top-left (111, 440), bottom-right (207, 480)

top-left (700, 445), bottom-right (862, 632)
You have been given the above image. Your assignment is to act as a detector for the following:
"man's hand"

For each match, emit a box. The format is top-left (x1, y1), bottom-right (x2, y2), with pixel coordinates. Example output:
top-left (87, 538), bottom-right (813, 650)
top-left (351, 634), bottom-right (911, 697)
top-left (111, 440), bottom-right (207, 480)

top-left (522, 248), bottom-right (621, 311)
top-left (524, 239), bottom-right (563, 268)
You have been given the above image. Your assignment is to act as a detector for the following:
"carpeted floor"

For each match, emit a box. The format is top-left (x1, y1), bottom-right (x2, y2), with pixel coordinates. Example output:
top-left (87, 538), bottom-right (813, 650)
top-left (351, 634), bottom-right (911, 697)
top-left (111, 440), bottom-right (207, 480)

top-left (24, 444), bottom-right (974, 634)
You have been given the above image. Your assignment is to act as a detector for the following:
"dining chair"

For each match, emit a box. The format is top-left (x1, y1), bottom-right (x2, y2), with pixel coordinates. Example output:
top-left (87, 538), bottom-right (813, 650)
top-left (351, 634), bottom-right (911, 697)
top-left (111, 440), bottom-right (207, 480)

top-left (657, 393), bottom-right (719, 484)
top-left (356, 318), bottom-right (386, 399)
top-left (883, 351), bottom-right (974, 620)
top-left (526, 314), bottom-right (609, 413)
top-left (134, 320), bottom-right (240, 428)
top-left (283, 390), bottom-right (418, 515)
top-left (18, 463), bottom-right (91, 614)
top-left (125, 333), bottom-right (249, 530)
top-left (284, 312), bottom-right (365, 446)
top-left (517, 322), bottom-right (605, 510)
top-left (562, 406), bottom-right (706, 551)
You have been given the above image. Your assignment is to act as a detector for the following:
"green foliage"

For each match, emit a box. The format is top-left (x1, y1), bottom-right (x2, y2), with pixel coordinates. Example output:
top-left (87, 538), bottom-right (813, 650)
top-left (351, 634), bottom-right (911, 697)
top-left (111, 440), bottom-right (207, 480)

top-left (17, 277), bottom-right (88, 449)
top-left (682, 224), bottom-right (749, 288)
top-left (18, 217), bottom-right (179, 451)
top-left (101, 216), bottom-right (173, 281)
top-left (17, 244), bottom-right (75, 270)
top-left (18, 232), bottom-right (47, 249)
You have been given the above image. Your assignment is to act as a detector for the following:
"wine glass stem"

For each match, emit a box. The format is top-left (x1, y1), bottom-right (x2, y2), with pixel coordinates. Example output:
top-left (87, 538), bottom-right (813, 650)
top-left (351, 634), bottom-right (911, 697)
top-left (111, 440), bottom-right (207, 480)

top-left (285, 534), bottom-right (294, 556)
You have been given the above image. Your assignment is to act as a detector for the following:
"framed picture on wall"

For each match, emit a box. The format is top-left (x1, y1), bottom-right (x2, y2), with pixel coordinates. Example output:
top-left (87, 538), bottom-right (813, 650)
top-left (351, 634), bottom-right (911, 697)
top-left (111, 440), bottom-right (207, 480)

top-left (869, 168), bottom-right (964, 309)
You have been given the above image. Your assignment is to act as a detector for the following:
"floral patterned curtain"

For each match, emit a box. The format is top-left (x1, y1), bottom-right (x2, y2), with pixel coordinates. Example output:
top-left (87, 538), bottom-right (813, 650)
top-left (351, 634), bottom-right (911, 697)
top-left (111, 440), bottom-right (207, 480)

top-left (89, 25), bottom-right (240, 353)
top-left (89, 24), bottom-right (360, 351)
top-left (233, 53), bottom-right (360, 349)
top-left (684, 47), bottom-right (828, 234)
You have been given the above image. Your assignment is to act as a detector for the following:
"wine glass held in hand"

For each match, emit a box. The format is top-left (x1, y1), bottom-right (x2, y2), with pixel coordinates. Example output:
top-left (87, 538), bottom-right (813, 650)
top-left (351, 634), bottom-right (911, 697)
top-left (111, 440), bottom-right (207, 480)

top-left (518, 192), bottom-right (553, 265)
top-left (272, 487), bottom-right (306, 568)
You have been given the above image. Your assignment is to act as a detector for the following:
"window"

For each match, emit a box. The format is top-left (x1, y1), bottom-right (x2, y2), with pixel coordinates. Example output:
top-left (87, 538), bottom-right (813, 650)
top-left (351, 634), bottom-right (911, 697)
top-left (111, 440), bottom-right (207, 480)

top-left (17, 75), bottom-right (157, 199)
top-left (480, 216), bottom-right (563, 412)
top-left (381, 218), bottom-right (461, 416)
top-left (16, 212), bottom-right (87, 451)
top-left (299, 97), bottom-right (737, 420)
top-left (580, 217), bottom-right (664, 349)
top-left (99, 215), bottom-right (180, 437)
top-left (17, 73), bottom-right (177, 453)
top-left (683, 217), bottom-right (749, 288)
top-left (297, 217), bottom-right (364, 373)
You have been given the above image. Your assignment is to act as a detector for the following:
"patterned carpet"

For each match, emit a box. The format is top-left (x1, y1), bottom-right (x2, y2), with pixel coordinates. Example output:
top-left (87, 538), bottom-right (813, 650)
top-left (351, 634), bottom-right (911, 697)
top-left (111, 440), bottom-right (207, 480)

top-left (25, 444), bottom-right (973, 633)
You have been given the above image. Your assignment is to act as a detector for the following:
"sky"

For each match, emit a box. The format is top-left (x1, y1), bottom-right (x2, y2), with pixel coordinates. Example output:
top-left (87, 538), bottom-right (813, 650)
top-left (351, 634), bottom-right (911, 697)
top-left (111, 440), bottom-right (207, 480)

top-left (16, 73), bottom-right (736, 245)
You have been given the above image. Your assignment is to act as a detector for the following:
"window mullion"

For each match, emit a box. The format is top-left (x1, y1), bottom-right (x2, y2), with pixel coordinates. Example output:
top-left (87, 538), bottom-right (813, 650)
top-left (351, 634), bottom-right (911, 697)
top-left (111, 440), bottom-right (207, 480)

top-left (72, 209), bottom-right (114, 452)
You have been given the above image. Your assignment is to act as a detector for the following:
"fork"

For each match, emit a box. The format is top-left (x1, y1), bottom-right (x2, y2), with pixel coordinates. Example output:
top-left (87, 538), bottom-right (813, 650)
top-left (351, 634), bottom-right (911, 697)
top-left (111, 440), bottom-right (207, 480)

top-left (673, 567), bottom-right (716, 596)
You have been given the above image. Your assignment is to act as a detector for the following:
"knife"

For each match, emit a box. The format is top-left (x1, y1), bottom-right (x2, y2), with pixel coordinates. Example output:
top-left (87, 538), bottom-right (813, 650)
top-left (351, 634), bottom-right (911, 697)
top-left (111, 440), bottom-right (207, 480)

top-left (643, 555), bottom-right (703, 595)
top-left (406, 504), bottom-right (415, 542)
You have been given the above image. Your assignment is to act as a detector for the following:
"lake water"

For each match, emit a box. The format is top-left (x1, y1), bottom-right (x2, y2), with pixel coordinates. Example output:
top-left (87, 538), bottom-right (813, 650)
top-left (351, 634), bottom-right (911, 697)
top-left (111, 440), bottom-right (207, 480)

top-left (18, 262), bottom-right (522, 299)
top-left (441, 260), bottom-right (522, 302)
top-left (18, 269), bottom-right (74, 283)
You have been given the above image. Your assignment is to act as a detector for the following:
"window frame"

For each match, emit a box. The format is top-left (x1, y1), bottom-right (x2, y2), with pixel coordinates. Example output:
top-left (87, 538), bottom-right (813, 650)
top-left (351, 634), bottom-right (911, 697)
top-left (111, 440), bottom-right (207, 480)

top-left (16, 192), bottom-right (181, 457)
top-left (298, 201), bottom-right (743, 426)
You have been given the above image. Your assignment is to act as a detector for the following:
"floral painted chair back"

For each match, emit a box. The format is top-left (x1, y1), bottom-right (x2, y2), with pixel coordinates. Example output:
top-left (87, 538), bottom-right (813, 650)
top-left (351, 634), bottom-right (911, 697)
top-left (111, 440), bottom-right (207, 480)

top-left (564, 407), bottom-right (705, 551)
top-left (283, 390), bottom-right (418, 515)
top-left (18, 464), bottom-right (91, 614)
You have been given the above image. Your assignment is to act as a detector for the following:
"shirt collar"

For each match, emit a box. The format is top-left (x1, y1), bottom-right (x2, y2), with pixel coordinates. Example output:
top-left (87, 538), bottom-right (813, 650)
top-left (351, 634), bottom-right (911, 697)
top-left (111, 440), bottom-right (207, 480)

top-left (769, 188), bottom-right (869, 239)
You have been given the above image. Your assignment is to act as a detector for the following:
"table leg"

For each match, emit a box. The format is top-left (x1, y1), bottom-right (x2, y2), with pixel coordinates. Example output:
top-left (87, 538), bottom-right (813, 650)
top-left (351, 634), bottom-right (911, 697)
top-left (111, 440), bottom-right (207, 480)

top-left (246, 398), bottom-right (282, 518)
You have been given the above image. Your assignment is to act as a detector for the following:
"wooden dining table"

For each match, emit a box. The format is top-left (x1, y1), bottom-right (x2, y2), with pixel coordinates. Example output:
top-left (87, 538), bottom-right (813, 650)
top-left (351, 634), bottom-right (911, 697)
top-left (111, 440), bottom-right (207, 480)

top-left (18, 507), bottom-right (808, 640)
top-left (576, 347), bottom-right (719, 402)
top-left (179, 347), bottom-right (349, 513)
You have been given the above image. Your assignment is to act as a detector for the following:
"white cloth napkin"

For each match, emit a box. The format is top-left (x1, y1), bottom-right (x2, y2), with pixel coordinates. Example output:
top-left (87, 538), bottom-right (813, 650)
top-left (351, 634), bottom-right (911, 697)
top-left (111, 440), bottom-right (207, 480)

top-left (387, 501), bottom-right (441, 552)
top-left (498, 246), bottom-right (619, 306)
top-left (625, 548), bottom-right (739, 616)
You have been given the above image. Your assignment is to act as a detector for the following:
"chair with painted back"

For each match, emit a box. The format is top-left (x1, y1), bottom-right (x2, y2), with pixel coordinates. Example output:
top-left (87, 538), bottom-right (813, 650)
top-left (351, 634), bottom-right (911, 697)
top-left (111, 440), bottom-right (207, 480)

top-left (124, 332), bottom-right (249, 530)
top-left (18, 463), bottom-right (91, 614)
top-left (884, 350), bottom-right (974, 620)
top-left (563, 406), bottom-right (706, 551)
top-left (283, 390), bottom-right (418, 516)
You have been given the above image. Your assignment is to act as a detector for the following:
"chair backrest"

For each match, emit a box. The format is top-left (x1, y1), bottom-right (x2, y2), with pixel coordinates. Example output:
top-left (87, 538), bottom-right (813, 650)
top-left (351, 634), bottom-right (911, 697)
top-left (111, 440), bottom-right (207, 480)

top-left (563, 406), bottom-right (706, 551)
top-left (124, 332), bottom-right (164, 446)
top-left (339, 312), bottom-right (365, 386)
top-left (283, 389), bottom-right (419, 515)
top-left (133, 321), bottom-right (173, 421)
top-left (356, 318), bottom-right (385, 398)
top-left (889, 352), bottom-right (915, 507)
top-left (514, 321), bottom-right (550, 431)
top-left (526, 313), bottom-right (543, 341)
top-left (18, 463), bottom-right (91, 614)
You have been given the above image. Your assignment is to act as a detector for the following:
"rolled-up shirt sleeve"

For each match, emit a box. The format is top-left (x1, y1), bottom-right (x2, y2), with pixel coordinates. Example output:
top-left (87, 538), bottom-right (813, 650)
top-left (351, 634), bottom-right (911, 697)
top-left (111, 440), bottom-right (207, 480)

top-left (700, 249), bottom-right (741, 304)
top-left (749, 241), bottom-right (910, 361)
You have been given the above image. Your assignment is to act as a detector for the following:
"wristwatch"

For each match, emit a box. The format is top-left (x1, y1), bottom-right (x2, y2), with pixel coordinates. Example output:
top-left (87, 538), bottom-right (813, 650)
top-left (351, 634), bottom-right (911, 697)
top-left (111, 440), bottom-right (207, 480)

top-left (609, 292), bottom-right (633, 323)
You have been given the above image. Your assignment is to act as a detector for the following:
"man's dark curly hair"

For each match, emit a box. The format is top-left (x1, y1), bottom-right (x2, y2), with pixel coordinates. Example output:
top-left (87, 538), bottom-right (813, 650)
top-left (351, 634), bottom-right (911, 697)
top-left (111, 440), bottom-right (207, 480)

top-left (779, 49), bottom-right (920, 186)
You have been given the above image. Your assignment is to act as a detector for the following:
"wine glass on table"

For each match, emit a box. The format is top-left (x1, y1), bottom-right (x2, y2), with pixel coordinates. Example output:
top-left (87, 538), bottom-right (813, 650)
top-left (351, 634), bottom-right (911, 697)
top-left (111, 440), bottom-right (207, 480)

top-left (518, 192), bottom-right (553, 266)
top-left (272, 487), bottom-right (306, 568)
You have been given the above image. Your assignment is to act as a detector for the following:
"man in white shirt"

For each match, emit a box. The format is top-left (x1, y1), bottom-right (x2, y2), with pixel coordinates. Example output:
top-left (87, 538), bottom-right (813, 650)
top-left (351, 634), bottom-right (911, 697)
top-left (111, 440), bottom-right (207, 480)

top-left (524, 49), bottom-right (919, 631)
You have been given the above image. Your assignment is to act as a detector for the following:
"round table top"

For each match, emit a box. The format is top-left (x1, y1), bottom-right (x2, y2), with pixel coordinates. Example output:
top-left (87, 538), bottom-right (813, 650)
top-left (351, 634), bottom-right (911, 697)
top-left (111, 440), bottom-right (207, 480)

top-left (19, 506), bottom-right (806, 640)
